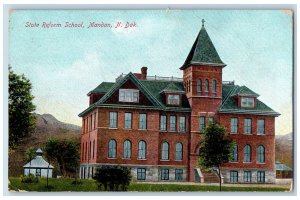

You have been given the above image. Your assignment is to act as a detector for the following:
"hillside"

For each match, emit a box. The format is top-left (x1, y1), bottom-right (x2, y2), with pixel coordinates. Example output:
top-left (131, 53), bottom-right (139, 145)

top-left (9, 113), bottom-right (81, 177)
top-left (275, 132), bottom-right (293, 168)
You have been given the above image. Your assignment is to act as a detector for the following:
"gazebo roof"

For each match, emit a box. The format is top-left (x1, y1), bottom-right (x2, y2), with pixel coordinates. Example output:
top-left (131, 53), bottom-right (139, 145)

top-left (275, 161), bottom-right (292, 171)
top-left (23, 156), bottom-right (54, 169)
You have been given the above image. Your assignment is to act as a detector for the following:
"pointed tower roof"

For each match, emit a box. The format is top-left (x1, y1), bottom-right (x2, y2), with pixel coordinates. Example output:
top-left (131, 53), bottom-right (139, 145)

top-left (180, 19), bottom-right (226, 70)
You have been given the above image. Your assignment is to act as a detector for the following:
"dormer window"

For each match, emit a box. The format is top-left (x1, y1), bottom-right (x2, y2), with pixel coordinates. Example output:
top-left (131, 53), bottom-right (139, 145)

top-left (167, 94), bottom-right (180, 105)
top-left (119, 89), bottom-right (139, 103)
top-left (241, 97), bottom-right (254, 108)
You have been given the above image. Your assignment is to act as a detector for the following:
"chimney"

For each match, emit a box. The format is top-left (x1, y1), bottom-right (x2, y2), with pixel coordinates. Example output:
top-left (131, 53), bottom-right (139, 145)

top-left (141, 66), bottom-right (148, 80)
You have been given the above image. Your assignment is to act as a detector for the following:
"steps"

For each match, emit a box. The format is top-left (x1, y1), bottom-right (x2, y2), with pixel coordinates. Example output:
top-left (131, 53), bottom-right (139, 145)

top-left (202, 171), bottom-right (220, 183)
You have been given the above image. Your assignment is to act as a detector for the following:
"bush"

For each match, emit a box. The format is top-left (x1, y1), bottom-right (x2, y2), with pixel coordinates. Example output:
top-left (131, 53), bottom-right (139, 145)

top-left (93, 166), bottom-right (132, 191)
top-left (20, 174), bottom-right (38, 183)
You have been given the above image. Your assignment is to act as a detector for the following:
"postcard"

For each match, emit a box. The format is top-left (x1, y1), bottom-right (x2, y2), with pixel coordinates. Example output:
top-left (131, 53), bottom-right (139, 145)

top-left (7, 9), bottom-right (293, 193)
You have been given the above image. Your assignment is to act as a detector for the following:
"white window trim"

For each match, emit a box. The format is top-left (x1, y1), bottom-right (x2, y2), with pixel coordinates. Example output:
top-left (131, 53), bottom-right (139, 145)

top-left (119, 89), bottom-right (139, 103)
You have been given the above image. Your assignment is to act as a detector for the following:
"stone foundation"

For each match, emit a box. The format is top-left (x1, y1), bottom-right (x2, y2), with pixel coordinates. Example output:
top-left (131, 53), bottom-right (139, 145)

top-left (222, 168), bottom-right (275, 183)
top-left (79, 163), bottom-right (187, 182)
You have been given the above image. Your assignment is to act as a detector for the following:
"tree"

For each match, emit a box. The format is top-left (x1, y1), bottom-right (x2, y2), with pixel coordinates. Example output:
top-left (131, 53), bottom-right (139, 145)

top-left (93, 166), bottom-right (132, 191)
top-left (9, 66), bottom-right (36, 148)
top-left (24, 147), bottom-right (36, 175)
top-left (44, 138), bottom-right (80, 177)
top-left (198, 122), bottom-right (234, 191)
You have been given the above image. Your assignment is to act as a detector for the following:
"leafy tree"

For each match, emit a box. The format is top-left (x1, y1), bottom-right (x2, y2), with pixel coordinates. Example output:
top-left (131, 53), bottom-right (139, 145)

top-left (199, 123), bottom-right (234, 191)
top-left (93, 166), bottom-right (132, 191)
top-left (24, 147), bottom-right (36, 175)
top-left (9, 66), bottom-right (36, 148)
top-left (44, 138), bottom-right (80, 177)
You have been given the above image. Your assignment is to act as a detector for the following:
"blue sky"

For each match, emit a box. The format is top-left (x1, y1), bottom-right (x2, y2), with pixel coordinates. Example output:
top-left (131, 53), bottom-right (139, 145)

top-left (9, 10), bottom-right (293, 135)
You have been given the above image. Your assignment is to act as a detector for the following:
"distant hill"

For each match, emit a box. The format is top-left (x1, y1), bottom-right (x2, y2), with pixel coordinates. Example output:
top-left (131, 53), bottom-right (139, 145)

top-left (9, 113), bottom-right (81, 177)
top-left (275, 132), bottom-right (293, 168)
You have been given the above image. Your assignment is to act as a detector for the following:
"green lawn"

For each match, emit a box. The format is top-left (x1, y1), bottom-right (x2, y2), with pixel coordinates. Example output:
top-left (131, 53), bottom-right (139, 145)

top-left (9, 177), bottom-right (290, 192)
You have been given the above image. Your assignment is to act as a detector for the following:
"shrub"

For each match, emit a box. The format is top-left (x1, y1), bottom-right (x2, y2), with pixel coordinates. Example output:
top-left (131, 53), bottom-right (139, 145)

top-left (20, 174), bottom-right (38, 183)
top-left (93, 166), bottom-right (132, 191)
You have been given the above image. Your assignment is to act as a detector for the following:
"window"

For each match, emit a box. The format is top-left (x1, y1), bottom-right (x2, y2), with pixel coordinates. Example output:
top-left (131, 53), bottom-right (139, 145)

top-left (241, 97), bottom-right (254, 108)
top-left (257, 145), bottom-right (265, 163)
top-left (175, 169), bottom-right (183, 181)
top-left (175, 142), bottom-right (183, 161)
top-left (139, 113), bottom-right (147, 130)
top-left (137, 168), bottom-right (146, 180)
top-left (179, 116), bottom-right (186, 132)
top-left (244, 171), bottom-right (252, 183)
top-left (231, 144), bottom-right (238, 162)
top-left (244, 145), bottom-right (251, 162)
top-left (160, 115), bottom-right (167, 131)
top-left (205, 79), bottom-right (209, 95)
top-left (167, 94), bottom-right (180, 105)
top-left (36, 168), bottom-right (41, 177)
top-left (199, 116), bottom-right (206, 132)
top-left (119, 89), bottom-right (139, 103)
top-left (85, 142), bottom-right (87, 160)
top-left (138, 140), bottom-right (146, 159)
top-left (94, 112), bottom-right (97, 129)
top-left (257, 171), bottom-right (265, 183)
top-left (108, 139), bottom-right (117, 158)
top-left (123, 140), bottom-right (131, 159)
top-left (244, 119), bottom-right (252, 134)
top-left (82, 143), bottom-right (84, 161)
top-left (161, 142), bottom-right (169, 160)
top-left (212, 80), bottom-right (216, 96)
top-left (257, 119), bottom-right (265, 135)
top-left (124, 113), bottom-right (132, 129)
top-left (109, 112), bottom-right (118, 128)
top-left (197, 79), bottom-right (202, 93)
top-left (230, 171), bottom-right (238, 183)
top-left (231, 118), bottom-right (238, 133)
top-left (92, 140), bottom-right (95, 159)
top-left (170, 116), bottom-right (176, 131)
top-left (89, 115), bottom-right (92, 131)
top-left (161, 169), bottom-right (169, 180)
top-left (89, 141), bottom-right (91, 159)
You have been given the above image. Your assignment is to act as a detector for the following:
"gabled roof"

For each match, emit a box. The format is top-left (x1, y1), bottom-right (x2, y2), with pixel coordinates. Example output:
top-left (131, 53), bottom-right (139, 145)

top-left (275, 161), bottom-right (292, 171)
top-left (232, 85), bottom-right (259, 97)
top-left (78, 74), bottom-right (191, 117)
top-left (161, 83), bottom-right (185, 94)
top-left (88, 82), bottom-right (114, 95)
top-left (23, 156), bottom-right (54, 169)
top-left (219, 84), bottom-right (280, 116)
top-left (180, 26), bottom-right (225, 70)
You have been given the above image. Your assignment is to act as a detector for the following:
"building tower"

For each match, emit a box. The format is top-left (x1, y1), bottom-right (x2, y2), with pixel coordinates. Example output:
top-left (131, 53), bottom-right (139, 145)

top-left (180, 20), bottom-right (226, 181)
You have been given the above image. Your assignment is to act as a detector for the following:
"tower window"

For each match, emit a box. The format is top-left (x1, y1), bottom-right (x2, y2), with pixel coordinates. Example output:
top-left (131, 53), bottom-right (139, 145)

top-left (205, 79), bottom-right (209, 95)
top-left (167, 94), bottom-right (180, 105)
top-left (197, 79), bottom-right (202, 94)
top-left (241, 97), bottom-right (254, 108)
top-left (212, 80), bottom-right (216, 96)
top-left (119, 89), bottom-right (139, 103)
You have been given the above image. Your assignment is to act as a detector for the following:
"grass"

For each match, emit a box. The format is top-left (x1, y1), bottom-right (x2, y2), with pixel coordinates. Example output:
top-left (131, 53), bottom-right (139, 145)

top-left (9, 177), bottom-right (290, 192)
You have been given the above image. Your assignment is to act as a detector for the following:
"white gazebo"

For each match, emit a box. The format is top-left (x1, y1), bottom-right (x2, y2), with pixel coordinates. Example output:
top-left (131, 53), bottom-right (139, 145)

top-left (23, 148), bottom-right (54, 177)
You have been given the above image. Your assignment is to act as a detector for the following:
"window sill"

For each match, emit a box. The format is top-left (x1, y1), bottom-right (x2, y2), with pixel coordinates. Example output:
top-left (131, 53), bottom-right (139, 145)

top-left (175, 160), bottom-right (183, 162)
top-left (138, 129), bottom-right (147, 131)
top-left (107, 157), bottom-right (117, 160)
top-left (256, 162), bottom-right (266, 164)
top-left (124, 128), bottom-right (132, 130)
top-left (230, 132), bottom-right (238, 134)
top-left (229, 161), bottom-right (239, 163)
top-left (243, 162), bottom-right (252, 164)
top-left (243, 133), bottom-right (252, 135)
top-left (257, 133), bottom-right (265, 136)
top-left (122, 158), bottom-right (131, 160)
top-left (108, 127), bottom-right (118, 129)
top-left (160, 130), bottom-right (167, 132)
top-left (160, 159), bottom-right (170, 161)
top-left (137, 159), bottom-right (147, 161)
top-left (169, 130), bottom-right (177, 132)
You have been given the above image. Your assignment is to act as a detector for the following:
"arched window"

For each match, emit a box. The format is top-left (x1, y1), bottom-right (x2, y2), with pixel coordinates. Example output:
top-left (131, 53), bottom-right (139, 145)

top-left (197, 79), bottom-right (202, 93)
top-left (212, 80), bottom-right (216, 96)
top-left (205, 79), bottom-right (209, 95)
top-left (257, 145), bottom-right (265, 163)
top-left (123, 140), bottom-right (131, 159)
top-left (175, 142), bottom-right (183, 160)
top-left (244, 145), bottom-right (251, 162)
top-left (231, 144), bottom-right (238, 162)
top-left (138, 140), bottom-right (147, 159)
top-left (108, 139), bottom-right (117, 158)
top-left (161, 142), bottom-right (169, 160)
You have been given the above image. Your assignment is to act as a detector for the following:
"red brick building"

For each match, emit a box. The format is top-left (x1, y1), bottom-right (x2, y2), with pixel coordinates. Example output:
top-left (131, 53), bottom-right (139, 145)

top-left (79, 22), bottom-right (279, 183)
